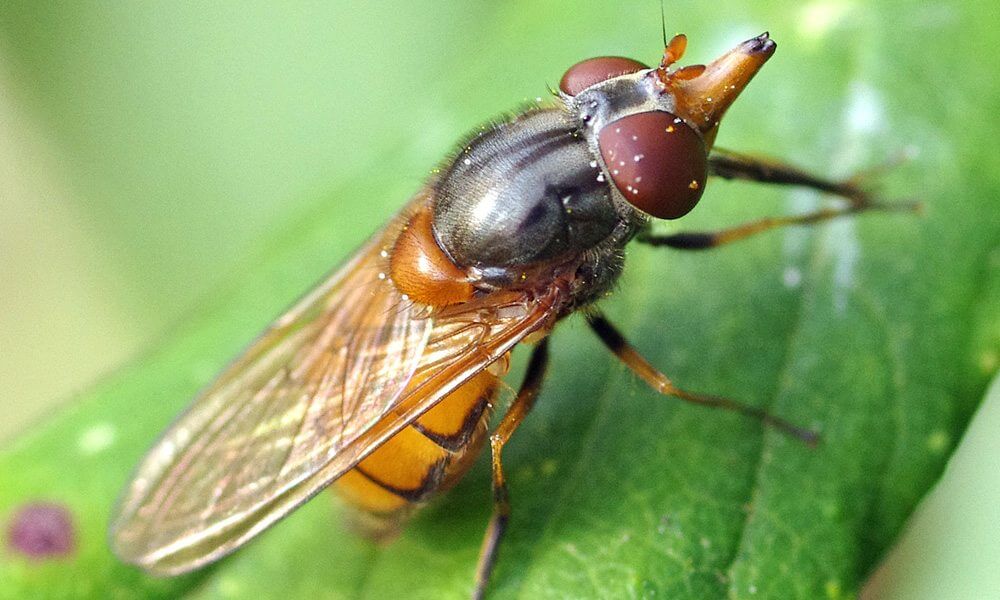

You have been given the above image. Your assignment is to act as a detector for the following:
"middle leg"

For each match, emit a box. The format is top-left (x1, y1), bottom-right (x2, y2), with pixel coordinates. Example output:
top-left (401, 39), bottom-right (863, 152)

top-left (586, 311), bottom-right (817, 445)
top-left (472, 339), bottom-right (550, 600)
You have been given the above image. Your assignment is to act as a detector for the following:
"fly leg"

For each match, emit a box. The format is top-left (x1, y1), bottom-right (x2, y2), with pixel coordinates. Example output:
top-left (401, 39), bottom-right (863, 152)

top-left (586, 312), bottom-right (818, 445)
top-left (638, 148), bottom-right (920, 250)
top-left (472, 339), bottom-right (550, 600)
top-left (707, 147), bottom-right (901, 198)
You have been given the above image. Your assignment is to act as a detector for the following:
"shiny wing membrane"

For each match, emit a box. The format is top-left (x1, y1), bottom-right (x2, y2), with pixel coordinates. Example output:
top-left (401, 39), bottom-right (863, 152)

top-left (110, 196), bottom-right (562, 575)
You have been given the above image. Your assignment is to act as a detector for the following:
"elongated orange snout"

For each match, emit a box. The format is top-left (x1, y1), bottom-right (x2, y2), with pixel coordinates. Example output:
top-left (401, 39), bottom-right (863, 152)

top-left (658, 32), bottom-right (776, 146)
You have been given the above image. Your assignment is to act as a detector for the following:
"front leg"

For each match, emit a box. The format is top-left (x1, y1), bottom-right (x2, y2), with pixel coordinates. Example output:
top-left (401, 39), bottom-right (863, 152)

top-left (707, 147), bottom-right (874, 202)
top-left (639, 148), bottom-right (919, 251)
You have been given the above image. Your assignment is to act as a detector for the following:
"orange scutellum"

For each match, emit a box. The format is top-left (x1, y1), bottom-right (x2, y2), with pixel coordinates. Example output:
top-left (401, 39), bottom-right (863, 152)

top-left (657, 32), bottom-right (777, 148)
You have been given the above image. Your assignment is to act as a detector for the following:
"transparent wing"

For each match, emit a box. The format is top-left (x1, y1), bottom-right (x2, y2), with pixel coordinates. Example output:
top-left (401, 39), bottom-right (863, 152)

top-left (110, 201), bottom-right (564, 575)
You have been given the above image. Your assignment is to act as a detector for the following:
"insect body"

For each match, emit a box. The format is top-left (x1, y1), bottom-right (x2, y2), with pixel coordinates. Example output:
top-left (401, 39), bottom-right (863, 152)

top-left (110, 32), bottom-right (906, 598)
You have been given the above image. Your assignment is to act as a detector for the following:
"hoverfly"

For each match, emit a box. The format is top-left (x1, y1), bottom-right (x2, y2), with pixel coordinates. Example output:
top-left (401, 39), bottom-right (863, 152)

top-left (110, 31), bottom-right (911, 598)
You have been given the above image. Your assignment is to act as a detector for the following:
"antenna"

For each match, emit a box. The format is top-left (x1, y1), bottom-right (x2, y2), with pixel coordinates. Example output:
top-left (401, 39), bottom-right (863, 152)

top-left (659, 0), bottom-right (668, 48)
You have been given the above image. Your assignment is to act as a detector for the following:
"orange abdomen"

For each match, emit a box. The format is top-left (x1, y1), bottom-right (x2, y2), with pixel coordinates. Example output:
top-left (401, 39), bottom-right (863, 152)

top-left (335, 205), bottom-right (506, 535)
top-left (334, 366), bottom-right (504, 536)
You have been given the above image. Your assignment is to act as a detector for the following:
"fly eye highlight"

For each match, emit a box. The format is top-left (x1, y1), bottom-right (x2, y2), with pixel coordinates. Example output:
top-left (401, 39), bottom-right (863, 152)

top-left (597, 111), bottom-right (707, 220)
top-left (559, 56), bottom-right (647, 96)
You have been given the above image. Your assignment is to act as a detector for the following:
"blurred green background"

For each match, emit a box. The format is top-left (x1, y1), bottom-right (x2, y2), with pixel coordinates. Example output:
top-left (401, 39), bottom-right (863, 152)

top-left (1, 1), bottom-right (996, 598)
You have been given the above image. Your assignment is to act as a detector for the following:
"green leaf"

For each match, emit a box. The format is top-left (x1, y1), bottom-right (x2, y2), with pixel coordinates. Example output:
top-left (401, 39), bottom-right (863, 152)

top-left (1, 1), bottom-right (997, 598)
top-left (862, 372), bottom-right (1000, 599)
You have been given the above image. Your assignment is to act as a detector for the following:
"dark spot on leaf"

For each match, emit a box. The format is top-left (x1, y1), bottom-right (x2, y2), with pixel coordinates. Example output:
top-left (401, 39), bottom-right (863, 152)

top-left (6, 502), bottom-right (76, 559)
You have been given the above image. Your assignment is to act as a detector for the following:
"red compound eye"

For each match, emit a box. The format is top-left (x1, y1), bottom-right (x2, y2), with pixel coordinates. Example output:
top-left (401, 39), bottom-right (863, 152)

top-left (559, 56), bottom-right (647, 96)
top-left (597, 111), bottom-right (707, 219)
